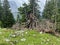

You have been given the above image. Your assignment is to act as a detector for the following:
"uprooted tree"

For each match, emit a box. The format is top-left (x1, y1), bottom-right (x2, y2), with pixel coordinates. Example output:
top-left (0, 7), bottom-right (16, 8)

top-left (18, 0), bottom-right (40, 29)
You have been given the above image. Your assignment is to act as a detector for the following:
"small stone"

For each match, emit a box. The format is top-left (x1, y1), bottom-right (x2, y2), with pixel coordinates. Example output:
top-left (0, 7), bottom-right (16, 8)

top-left (10, 34), bottom-right (16, 38)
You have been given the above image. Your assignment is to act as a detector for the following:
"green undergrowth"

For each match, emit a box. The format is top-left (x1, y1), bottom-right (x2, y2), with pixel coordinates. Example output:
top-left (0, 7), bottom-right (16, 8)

top-left (0, 28), bottom-right (60, 45)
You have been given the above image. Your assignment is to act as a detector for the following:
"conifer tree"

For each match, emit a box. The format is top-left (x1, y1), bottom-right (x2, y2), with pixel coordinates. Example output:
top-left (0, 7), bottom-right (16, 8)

top-left (42, 0), bottom-right (56, 21)
top-left (2, 0), bottom-right (15, 28)
top-left (42, 0), bottom-right (60, 31)
top-left (0, 0), bottom-right (3, 27)
top-left (0, 0), bottom-right (3, 21)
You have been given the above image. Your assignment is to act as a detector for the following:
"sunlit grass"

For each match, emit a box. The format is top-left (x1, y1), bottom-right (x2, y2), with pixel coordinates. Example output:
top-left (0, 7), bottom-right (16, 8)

top-left (0, 28), bottom-right (60, 45)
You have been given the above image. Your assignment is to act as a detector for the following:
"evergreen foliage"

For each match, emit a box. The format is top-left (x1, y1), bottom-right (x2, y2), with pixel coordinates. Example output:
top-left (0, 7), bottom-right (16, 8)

top-left (42, 0), bottom-right (60, 31)
top-left (1, 0), bottom-right (15, 28)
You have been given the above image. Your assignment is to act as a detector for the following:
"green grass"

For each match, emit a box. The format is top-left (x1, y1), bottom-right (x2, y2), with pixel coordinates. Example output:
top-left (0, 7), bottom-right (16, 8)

top-left (0, 28), bottom-right (60, 45)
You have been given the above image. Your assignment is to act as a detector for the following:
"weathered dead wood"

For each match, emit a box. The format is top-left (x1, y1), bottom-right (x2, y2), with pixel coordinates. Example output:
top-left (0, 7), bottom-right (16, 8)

top-left (26, 13), bottom-right (40, 30)
top-left (12, 22), bottom-right (20, 30)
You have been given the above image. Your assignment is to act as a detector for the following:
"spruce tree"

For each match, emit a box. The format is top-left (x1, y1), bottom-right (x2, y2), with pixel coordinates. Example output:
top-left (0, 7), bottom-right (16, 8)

top-left (0, 0), bottom-right (3, 27)
top-left (0, 0), bottom-right (3, 21)
top-left (2, 0), bottom-right (15, 28)
top-left (42, 0), bottom-right (56, 21)
top-left (55, 0), bottom-right (60, 31)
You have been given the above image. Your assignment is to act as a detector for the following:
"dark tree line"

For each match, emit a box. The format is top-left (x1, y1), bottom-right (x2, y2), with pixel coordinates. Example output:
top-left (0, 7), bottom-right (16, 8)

top-left (0, 0), bottom-right (60, 33)
top-left (0, 0), bottom-right (15, 28)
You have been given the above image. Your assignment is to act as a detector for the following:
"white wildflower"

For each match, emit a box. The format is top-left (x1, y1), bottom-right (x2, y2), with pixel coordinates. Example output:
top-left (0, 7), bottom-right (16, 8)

top-left (40, 31), bottom-right (43, 34)
top-left (12, 35), bottom-right (16, 37)
top-left (14, 31), bottom-right (20, 36)
top-left (10, 34), bottom-right (16, 38)
top-left (21, 38), bottom-right (26, 42)
top-left (25, 32), bottom-right (28, 34)
top-left (5, 39), bottom-right (10, 42)
top-left (47, 39), bottom-right (50, 42)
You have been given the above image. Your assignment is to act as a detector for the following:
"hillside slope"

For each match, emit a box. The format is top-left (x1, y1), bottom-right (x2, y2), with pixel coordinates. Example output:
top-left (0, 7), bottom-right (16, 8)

top-left (0, 28), bottom-right (60, 45)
